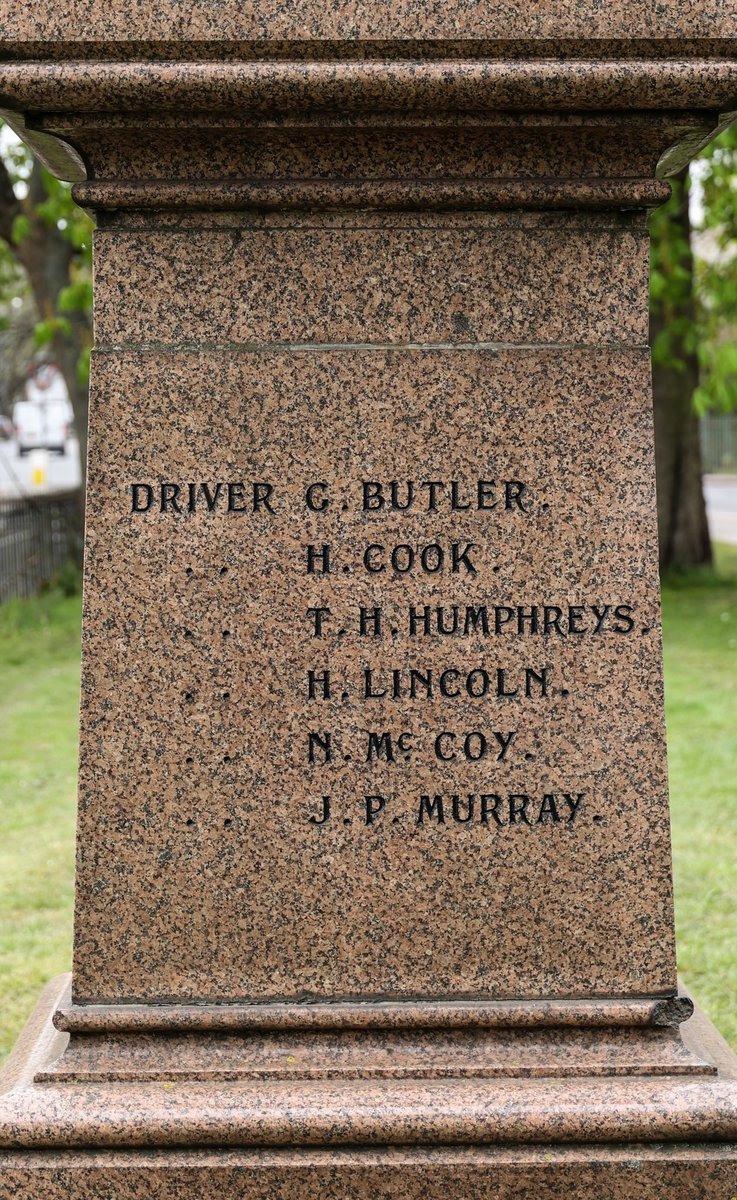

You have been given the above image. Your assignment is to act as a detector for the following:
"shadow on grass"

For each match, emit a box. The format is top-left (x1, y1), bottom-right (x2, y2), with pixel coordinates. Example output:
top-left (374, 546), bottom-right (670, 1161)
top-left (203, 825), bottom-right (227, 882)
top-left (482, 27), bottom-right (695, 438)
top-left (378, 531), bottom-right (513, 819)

top-left (661, 542), bottom-right (737, 591)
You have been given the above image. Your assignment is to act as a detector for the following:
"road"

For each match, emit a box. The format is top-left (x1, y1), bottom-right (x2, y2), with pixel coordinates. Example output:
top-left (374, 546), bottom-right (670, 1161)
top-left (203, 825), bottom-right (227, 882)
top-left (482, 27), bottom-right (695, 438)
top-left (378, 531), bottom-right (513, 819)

top-left (704, 475), bottom-right (737, 547)
top-left (0, 436), bottom-right (82, 499)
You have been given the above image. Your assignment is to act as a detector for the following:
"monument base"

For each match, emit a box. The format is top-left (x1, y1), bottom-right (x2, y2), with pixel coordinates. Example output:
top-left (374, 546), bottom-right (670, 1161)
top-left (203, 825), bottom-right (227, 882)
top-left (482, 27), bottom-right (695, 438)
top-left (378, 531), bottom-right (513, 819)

top-left (1, 976), bottom-right (736, 1198)
top-left (2, 1144), bottom-right (737, 1200)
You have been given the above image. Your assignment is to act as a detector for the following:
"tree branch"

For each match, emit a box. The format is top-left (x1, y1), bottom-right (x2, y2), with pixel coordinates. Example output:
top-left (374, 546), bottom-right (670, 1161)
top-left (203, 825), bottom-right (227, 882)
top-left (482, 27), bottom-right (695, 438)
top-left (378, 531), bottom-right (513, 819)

top-left (0, 153), bottom-right (20, 247)
top-left (27, 156), bottom-right (47, 209)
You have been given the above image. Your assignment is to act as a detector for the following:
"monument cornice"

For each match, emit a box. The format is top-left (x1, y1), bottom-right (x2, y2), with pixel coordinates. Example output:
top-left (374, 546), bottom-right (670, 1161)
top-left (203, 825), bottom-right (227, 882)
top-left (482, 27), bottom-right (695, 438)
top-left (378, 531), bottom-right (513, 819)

top-left (1, 56), bottom-right (736, 209)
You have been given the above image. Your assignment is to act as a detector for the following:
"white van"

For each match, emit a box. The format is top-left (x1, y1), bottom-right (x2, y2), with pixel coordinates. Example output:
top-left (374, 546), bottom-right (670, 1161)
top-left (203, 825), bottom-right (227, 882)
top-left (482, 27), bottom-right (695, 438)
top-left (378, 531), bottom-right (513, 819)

top-left (13, 365), bottom-right (73, 456)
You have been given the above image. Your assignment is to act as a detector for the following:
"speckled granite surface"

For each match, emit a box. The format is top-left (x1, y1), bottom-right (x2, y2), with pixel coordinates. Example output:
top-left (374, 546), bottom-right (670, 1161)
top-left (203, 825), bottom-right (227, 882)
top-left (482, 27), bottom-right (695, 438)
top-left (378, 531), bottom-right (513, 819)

top-left (2, 8), bottom-right (737, 1191)
top-left (1, 59), bottom-right (737, 112)
top-left (0, 3), bottom-right (736, 47)
top-left (2, 1144), bottom-right (737, 1200)
top-left (91, 213), bottom-right (649, 346)
top-left (72, 342), bottom-right (674, 1004)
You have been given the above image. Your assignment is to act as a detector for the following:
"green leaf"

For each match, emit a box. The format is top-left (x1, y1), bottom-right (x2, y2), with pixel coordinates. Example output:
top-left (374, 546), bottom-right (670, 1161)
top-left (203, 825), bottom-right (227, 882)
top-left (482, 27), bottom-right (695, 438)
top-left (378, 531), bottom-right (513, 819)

top-left (58, 281), bottom-right (93, 314)
top-left (10, 215), bottom-right (31, 245)
top-left (76, 347), bottom-right (90, 387)
top-left (33, 316), bottom-right (72, 347)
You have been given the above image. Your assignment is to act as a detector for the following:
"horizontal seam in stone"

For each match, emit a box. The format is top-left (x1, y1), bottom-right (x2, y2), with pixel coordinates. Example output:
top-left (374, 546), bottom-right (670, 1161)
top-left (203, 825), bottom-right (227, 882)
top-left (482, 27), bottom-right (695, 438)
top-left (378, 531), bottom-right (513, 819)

top-left (96, 228), bottom-right (649, 235)
top-left (92, 341), bottom-right (651, 352)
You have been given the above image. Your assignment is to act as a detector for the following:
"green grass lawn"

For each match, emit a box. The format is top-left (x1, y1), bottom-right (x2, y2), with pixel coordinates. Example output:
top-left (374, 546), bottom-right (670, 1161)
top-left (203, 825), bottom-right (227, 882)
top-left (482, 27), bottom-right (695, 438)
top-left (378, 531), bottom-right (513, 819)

top-left (0, 551), bottom-right (735, 1061)
top-left (0, 589), bottom-right (80, 1061)
top-left (663, 541), bottom-right (737, 1047)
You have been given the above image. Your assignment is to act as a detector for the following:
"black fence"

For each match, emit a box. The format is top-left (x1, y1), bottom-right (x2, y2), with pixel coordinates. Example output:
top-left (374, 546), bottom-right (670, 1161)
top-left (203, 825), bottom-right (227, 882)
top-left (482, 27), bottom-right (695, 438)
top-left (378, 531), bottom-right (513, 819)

top-left (701, 412), bottom-right (737, 475)
top-left (0, 491), bottom-right (80, 603)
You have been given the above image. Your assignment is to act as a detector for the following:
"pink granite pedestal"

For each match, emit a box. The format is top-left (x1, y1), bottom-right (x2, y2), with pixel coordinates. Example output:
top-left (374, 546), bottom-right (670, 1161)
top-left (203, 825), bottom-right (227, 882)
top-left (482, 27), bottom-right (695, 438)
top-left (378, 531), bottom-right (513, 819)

top-left (1, 6), bottom-right (737, 1195)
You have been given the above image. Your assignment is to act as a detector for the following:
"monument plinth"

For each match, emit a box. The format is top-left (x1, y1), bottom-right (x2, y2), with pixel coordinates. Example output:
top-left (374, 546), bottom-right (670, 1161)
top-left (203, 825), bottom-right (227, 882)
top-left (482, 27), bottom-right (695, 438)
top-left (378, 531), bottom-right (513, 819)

top-left (1, 5), bottom-right (737, 1194)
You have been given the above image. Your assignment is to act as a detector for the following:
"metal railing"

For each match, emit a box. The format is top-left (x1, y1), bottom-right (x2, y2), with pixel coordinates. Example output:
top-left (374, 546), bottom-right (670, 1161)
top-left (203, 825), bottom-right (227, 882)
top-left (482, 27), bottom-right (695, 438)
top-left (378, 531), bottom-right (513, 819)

top-left (0, 491), bottom-right (80, 603)
top-left (700, 412), bottom-right (737, 474)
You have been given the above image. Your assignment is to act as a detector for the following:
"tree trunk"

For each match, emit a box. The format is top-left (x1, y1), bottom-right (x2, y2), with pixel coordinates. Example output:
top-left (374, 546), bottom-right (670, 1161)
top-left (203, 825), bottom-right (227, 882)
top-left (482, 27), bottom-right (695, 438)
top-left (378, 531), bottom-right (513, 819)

top-left (650, 171), bottom-right (712, 571)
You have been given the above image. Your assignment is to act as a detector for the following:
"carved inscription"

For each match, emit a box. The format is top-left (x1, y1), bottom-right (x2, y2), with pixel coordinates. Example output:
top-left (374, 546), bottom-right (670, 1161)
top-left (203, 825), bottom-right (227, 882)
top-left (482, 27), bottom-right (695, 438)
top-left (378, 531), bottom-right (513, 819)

top-left (130, 476), bottom-right (636, 832)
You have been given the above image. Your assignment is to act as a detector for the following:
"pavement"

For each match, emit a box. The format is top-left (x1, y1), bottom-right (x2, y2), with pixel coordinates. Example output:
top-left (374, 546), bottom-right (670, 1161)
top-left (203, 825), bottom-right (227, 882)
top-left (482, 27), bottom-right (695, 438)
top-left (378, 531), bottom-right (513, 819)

top-left (704, 475), bottom-right (737, 547)
top-left (0, 437), bottom-right (82, 499)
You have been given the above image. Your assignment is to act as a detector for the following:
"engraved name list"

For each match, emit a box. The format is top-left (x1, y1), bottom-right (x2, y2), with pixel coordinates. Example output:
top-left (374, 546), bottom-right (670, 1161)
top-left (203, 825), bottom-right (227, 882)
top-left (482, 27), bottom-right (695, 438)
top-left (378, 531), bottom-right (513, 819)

top-left (130, 471), bottom-right (638, 839)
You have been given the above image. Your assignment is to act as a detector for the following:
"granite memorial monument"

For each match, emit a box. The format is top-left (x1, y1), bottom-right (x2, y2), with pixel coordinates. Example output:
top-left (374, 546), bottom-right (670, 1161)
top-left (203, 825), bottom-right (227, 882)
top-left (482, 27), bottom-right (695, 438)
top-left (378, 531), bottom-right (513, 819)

top-left (0, 1), bottom-right (737, 1194)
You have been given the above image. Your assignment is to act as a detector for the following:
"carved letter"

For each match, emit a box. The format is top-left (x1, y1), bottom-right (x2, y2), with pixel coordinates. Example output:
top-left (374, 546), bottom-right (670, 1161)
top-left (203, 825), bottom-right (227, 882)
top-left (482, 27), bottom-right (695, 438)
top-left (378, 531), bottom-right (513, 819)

top-left (131, 484), bottom-right (153, 512)
top-left (410, 669), bottom-right (433, 699)
top-left (308, 733), bottom-right (332, 764)
top-left (391, 545), bottom-right (414, 573)
top-left (440, 669), bottom-right (461, 698)
top-left (363, 482), bottom-right (385, 511)
top-left (451, 543), bottom-right (478, 574)
top-left (306, 482), bottom-right (329, 511)
top-left (564, 792), bottom-right (585, 821)
top-left (451, 481), bottom-right (471, 511)
top-left (477, 480), bottom-right (497, 510)
top-left (390, 481), bottom-right (414, 511)
top-left (463, 732), bottom-right (487, 761)
top-left (307, 607), bottom-right (331, 637)
top-left (307, 545), bottom-right (331, 574)
top-left (367, 733), bottom-right (394, 762)
top-left (493, 731), bottom-right (516, 761)
top-left (591, 604), bottom-right (611, 633)
top-left (543, 606), bottom-right (564, 636)
top-left (364, 670), bottom-right (388, 699)
top-left (464, 606), bottom-right (489, 635)
top-left (505, 481), bottom-right (527, 511)
top-left (509, 794), bottom-right (532, 825)
top-left (309, 796), bottom-right (331, 825)
top-left (253, 483), bottom-right (275, 513)
top-left (421, 481), bottom-right (444, 510)
top-left (365, 795), bottom-right (386, 824)
top-left (537, 794), bottom-right (560, 823)
top-left (228, 483), bottom-right (247, 512)
top-left (435, 732), bottom-right (456, 761)
top-left (409, 606), bottom-right (431, 636)
top-left (452, 794), bottom-right (475, 823)
top-left (200, 483), bottom-right (223, 512)
top-left (436, 606), bottom-right (459, 635)
top-left (525, 668), bottom-right (548, 698)
top-left (417, 795), bottom-right (445, 825)
top-left (360, 607), bottom-right (382, 636)
top-left (161, 483), bottom-right (182, 513)
top-left (613, 605), bottom-right (635, 633)
top-left (308, 670), bottom-right (331, 700)
top-left (364, 544), bottom-right (385, 573)
top-left (517, 606), bottom-right (539, 634)
top-left (496, 669), bottom-right (518, 698)
top-left (480, 794), bottom-right (504, 826)
top-left (421, 544), bottom-right (444, 573)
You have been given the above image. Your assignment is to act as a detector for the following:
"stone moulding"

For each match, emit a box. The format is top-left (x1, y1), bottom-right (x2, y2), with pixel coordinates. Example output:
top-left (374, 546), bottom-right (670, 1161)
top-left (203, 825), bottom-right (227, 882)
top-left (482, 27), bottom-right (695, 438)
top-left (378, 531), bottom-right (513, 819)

top-left (1, 56), bottom-right (735, 207)
top-left (69, 177), bottom-right (674, 212)
top-left (0, 978), bottom-right (732, 1157)
top-left (3, 1078), bottom-right (737, 1151)
top-left (53, 994), bottom-right (694, 1034)
top-left (0, 55), bottom-right (734, 218)
top-left (0, 977), bottom-right (735, 1155)
top-left (0, 58), bottom-right (736, 114)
